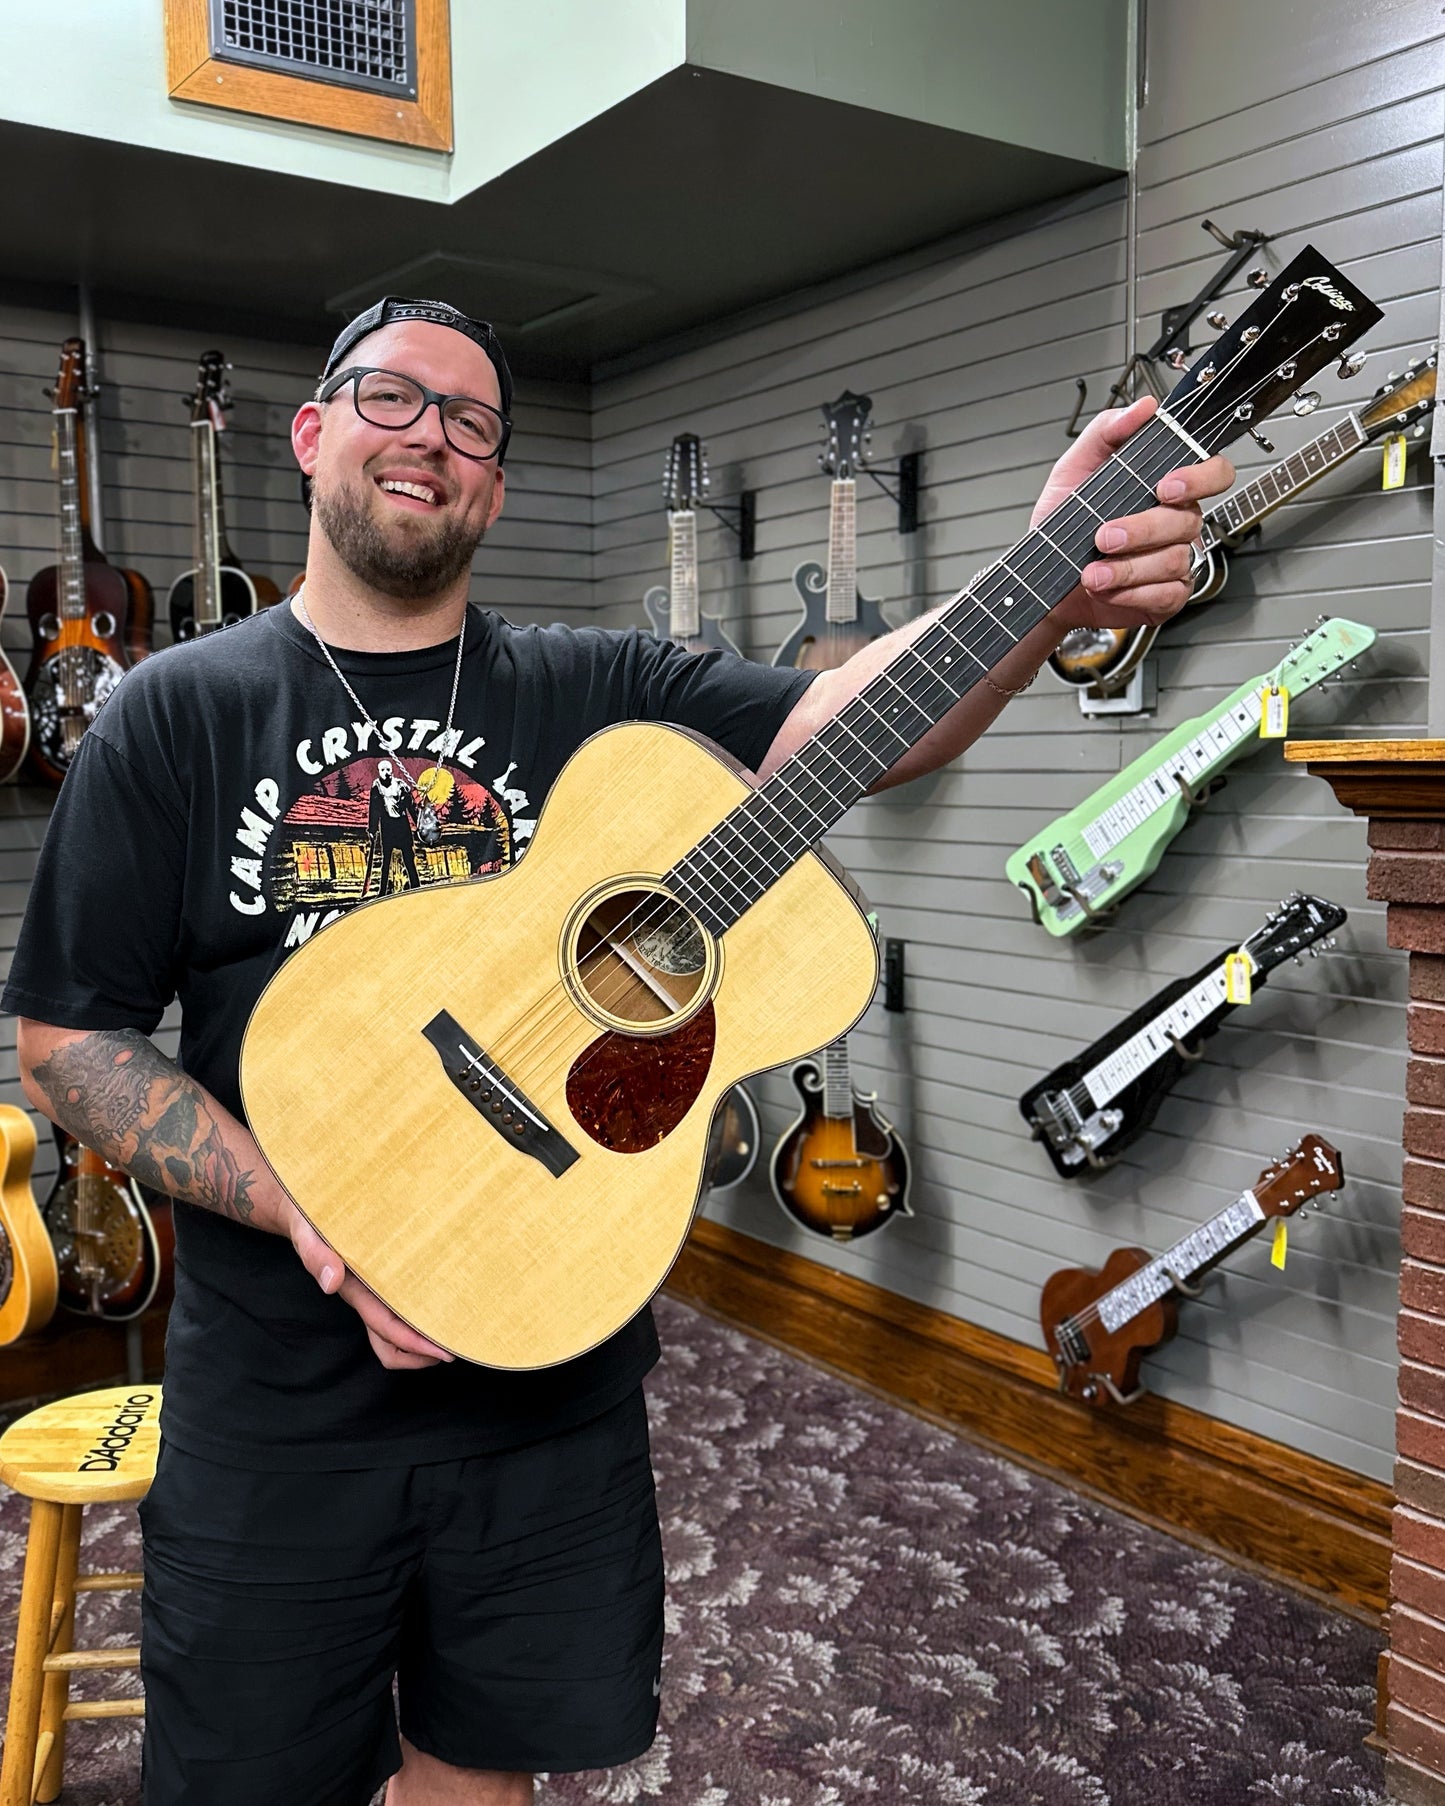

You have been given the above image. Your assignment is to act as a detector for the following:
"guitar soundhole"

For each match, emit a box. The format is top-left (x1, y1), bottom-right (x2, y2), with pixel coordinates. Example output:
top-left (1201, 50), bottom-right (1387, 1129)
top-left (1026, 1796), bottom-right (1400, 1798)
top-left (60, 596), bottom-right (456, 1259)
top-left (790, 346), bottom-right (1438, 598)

top-left (566, 1005), bottom-right (716, 1155)
top-left (566, 885), bottom-right (715, 1034)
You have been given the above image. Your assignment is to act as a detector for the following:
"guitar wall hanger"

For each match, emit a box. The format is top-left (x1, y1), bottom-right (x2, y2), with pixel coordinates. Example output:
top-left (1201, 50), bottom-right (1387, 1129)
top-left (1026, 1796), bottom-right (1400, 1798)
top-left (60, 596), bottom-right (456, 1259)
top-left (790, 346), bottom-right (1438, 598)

top-left (698, 490), bottom-right (756, 563)
top-left (1065, 218), bottom-right (1272, 436)
top-left (861, 453), bottom-right (922, 536)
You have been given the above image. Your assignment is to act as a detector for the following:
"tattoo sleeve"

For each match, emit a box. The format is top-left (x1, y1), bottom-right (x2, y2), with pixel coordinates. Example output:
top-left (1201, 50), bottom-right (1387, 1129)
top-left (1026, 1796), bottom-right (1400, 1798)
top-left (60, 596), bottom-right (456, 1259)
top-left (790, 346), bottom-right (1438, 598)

top-left (31, 1029), bottom-right (258, 1225)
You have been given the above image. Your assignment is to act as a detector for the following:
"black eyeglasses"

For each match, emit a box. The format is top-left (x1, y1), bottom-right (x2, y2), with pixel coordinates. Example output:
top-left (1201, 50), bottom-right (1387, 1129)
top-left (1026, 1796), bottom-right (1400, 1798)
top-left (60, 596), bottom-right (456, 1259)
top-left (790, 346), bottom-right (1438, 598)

top-left (318, 366), bottom-right (512, 463)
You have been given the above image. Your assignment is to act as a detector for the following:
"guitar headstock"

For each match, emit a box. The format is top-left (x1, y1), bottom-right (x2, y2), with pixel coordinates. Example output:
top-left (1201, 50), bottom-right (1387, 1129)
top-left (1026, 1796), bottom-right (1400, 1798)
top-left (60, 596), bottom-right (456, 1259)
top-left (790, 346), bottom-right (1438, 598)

top-left (1163, 247), bottom-right (1382, 455)
top-left (48, 337), bottom-right (91, 411)
top-left (1252, 1133), bottom-right (1345, 1218)
top-left (1274, 615), bottom-right (1377, 691)
top-left (819, 390), bottom-right (873, 479)
top-left (1245, 891), bottom-right (1348, 976)
top-left (188, 349), bottom-right (231, 429)
top-left (663, 433), bottom-right (707, 512)
top-left (1358, 348), bottom-right (1438, 441)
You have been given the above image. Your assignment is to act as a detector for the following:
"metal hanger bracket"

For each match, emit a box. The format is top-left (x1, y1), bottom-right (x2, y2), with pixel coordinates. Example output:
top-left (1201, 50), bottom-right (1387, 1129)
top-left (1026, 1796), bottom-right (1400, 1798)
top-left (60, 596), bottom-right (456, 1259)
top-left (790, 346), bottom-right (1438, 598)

top-left (862, 452), bottom-right (922, 535)
top-left (699, 491), bottom-right (756, 562)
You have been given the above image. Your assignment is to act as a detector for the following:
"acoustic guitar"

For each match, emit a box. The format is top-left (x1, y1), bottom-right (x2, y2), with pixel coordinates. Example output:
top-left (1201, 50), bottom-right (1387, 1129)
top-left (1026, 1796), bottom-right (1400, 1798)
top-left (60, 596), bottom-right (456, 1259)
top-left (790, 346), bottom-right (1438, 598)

top-left (43, 1128), bottom-right (174, 1322)
top-left (24, 339), bottom-right (153, 786)
top-left (0, 1107), bottom-right (58, 1345)
top-left (643, 434), bottom-right (745, 655)
top-left (0, 568), bottom-right (32, 784)
top-left (238, 246), bottom-right (1381, 1370)
top-left (773, 390), bottom-right (894, 671)
top-left (1050, 349), bottom-right (1437, 693)
top-left (1041, 1134), bottom-right (1343, 1406)
top-left (771, 1038), bottom-right (910, 1241)
top-left (168, 351), bottom-right (282, 641)
top-left (1021, 892), bottom-right (1346, 1174)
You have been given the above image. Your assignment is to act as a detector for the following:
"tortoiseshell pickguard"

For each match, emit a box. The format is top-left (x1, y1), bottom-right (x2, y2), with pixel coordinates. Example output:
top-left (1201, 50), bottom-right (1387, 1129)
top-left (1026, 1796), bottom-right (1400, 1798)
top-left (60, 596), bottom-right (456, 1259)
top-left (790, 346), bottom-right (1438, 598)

top-left (566, 1006), bottom-right (716, 1154)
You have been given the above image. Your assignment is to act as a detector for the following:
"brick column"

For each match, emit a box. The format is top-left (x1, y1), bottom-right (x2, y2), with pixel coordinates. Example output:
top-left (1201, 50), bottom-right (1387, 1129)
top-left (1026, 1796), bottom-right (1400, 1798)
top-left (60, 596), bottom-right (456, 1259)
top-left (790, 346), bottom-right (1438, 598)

top-left (1287, 743), bottom-right (1445, 1806)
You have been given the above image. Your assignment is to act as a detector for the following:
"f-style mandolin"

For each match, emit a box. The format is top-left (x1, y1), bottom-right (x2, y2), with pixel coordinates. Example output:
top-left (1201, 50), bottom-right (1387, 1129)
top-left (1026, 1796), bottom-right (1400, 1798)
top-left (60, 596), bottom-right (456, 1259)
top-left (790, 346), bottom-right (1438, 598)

top-left (240, 247), bottom-right (1382, 1370)
top-left (24, 339), bottom-right (152, 786)
top-left (771, 1038), bottom-right (910, 1241)
top-left (1041, 1134), bottom-right (1343, 1406)
top-left (773, 390), bottom-right (895, 671)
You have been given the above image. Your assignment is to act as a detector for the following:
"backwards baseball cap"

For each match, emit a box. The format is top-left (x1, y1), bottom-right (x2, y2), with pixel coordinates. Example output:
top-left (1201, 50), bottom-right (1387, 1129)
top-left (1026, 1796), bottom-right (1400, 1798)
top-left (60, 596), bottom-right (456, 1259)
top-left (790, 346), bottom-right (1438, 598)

top-left (322, 295), bottom-right (514, 419)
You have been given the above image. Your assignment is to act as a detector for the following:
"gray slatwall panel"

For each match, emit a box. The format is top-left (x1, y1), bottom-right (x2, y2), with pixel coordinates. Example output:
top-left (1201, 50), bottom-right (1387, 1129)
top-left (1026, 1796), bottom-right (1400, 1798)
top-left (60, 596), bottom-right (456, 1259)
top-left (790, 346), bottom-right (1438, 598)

top-left (0, 302), bottom-right (596, 1199)
top-left (586, 0), bottom-right (1443, 1482)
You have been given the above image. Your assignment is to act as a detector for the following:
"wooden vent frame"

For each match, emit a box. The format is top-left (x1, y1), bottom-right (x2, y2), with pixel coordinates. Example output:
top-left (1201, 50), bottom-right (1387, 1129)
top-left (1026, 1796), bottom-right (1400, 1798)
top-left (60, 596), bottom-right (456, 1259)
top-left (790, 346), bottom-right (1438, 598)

top-left (164, 0), bottom-right (453, 152)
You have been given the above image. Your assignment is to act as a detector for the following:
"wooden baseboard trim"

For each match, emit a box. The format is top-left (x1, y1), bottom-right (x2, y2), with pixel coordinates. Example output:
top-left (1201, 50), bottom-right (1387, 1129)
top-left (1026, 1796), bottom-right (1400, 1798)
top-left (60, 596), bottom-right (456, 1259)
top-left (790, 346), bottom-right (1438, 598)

top-left (666, 1220), bottom-right (1392, 1618)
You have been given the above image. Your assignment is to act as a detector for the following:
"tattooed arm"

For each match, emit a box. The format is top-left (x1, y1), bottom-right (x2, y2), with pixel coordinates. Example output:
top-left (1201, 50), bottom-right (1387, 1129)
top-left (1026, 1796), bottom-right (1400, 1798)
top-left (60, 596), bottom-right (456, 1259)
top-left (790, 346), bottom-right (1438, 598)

top-left (16, 1018), bottom-right (450, 1370)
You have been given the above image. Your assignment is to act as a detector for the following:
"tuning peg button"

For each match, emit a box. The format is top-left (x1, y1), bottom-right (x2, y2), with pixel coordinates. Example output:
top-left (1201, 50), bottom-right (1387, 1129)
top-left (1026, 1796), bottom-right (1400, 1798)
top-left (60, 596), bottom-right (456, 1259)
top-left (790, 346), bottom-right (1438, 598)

top-left (1337, 351), bottom-right (1367, 379)
top-left (1248, 267), bottom-right (1271, 288)
top-left (1291, 391), bottom-right (1322, 416)
top-left (1206, 310), bottom-right (1229, 329)
top-left (1248, 428), bottom-right (1276, 454)
top-left (1165, 349), bottom-right (1188, 370)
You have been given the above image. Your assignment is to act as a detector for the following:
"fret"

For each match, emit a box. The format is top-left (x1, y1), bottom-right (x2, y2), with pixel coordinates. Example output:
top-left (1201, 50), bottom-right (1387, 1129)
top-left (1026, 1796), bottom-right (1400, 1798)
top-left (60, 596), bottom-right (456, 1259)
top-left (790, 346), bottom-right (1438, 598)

top-left (821, 1039), bottom-right (853, 1119)
top-left (668, 509), bottom-right (701, 640)
top-left (666, 415), bottom-right (1203, 933)
top-left (1081, 970), bottom-right (1229, 1106)
top-left (55, 411), bottom-right (86, 621)
top-left (825, 479), bottom-right (859, 623)
top-left (1096, 1191), bottom-right (1267, 1333)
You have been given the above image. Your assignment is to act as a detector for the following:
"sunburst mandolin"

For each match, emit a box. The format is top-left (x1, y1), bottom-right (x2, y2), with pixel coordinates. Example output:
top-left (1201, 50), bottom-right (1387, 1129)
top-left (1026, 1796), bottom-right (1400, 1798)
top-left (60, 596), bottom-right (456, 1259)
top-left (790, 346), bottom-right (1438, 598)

top-left (239, 248), bottom-right (1381, 1370)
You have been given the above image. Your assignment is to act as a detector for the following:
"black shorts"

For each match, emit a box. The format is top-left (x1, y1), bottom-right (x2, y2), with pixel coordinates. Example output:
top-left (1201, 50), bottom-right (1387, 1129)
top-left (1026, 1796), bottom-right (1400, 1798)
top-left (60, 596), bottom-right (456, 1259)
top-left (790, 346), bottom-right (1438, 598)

top-left (137, 1388), bottom-right (665, 1806)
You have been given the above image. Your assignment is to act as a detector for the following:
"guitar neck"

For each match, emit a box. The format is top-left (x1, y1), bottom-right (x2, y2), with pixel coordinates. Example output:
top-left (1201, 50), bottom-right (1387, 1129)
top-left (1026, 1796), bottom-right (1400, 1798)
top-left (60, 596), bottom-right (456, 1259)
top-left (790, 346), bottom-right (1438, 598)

top-left (55, 410), bottom-right (88, 621)
top-left (670, 412), bottom-right (1200, 932)
top-left (1076, 964), bottom-right (1233, 1111)
top-left (1202, 413), bottom-right (1367, 549)
top-left (668, 510), bottom-right (700, 640)
top-left (825, 479), bottom-right (859, 622)
top-left (192, 420), bottom-right (223, 626)
top-left (1091, 1190), bottom-right (1267, 1334)
top-left (820, 1038), bottom-right (854, 1119)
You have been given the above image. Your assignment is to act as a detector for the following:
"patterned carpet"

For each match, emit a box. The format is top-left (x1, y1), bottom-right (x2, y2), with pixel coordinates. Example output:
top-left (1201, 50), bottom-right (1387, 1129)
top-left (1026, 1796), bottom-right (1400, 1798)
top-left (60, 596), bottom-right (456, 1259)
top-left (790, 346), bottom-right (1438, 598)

top-left (0, 1296), bottom-right (1387, 1805)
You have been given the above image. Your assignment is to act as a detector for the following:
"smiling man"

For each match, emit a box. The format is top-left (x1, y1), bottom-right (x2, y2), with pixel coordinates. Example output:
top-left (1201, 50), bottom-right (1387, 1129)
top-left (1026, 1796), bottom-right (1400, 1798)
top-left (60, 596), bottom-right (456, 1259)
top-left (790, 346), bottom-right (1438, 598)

top-left (5, 296), bottom-right (1232, 1806)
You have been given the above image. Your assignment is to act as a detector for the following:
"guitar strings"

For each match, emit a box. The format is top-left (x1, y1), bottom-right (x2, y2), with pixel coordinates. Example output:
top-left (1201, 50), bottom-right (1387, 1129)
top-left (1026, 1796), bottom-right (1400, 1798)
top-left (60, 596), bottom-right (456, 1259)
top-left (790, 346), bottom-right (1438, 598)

top-left (486, 323), bottom-right (1336, 1093)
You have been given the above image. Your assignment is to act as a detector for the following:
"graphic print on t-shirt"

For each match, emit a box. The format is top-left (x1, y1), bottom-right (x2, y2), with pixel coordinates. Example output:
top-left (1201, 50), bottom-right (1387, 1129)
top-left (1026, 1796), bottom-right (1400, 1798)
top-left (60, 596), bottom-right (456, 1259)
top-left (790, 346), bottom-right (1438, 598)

top-left (226, 712), bottom-right (539, 949)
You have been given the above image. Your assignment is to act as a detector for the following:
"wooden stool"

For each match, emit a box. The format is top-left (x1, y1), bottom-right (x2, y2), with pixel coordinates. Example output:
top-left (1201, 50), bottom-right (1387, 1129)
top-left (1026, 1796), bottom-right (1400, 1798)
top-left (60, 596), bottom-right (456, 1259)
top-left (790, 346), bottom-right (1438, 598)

top-left (0, 1384), bottom-right (160, 1806)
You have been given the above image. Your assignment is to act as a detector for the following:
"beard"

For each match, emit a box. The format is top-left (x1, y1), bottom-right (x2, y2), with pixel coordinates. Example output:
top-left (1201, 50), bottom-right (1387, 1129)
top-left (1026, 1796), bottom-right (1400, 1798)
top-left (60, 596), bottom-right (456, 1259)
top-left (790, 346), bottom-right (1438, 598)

top-left (313, 469), bottom-right (485, 601)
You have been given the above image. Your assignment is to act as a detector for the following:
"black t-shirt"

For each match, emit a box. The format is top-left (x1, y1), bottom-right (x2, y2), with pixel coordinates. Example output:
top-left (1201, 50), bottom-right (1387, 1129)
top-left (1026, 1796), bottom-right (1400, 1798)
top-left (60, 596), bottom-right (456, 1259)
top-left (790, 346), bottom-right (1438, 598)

top-left (4, 604), bottom-right (814, 1468)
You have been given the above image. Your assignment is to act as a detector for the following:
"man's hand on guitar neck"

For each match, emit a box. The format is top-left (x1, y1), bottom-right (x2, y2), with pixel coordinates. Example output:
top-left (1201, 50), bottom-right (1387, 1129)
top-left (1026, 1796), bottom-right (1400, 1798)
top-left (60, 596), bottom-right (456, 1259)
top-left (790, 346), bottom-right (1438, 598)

top-left (756, 394), bottom-right (1236, 792)
top-left (1038, 394), bottom-right (1234, 632)
top-left (15, 1018), bottom-right (451, 1371)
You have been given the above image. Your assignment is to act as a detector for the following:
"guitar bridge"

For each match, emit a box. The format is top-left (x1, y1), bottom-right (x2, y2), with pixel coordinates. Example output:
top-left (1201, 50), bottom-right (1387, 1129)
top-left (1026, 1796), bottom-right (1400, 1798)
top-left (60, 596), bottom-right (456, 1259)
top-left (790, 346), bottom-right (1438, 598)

top-left (422, 1010), bottom-right (578, 1179)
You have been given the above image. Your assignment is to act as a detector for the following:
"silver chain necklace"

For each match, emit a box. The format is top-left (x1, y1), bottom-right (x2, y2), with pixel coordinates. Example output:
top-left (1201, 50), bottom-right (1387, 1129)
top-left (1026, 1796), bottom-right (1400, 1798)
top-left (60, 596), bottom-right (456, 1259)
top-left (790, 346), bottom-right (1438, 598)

top-left (295, 585), bottom-right (467, 804)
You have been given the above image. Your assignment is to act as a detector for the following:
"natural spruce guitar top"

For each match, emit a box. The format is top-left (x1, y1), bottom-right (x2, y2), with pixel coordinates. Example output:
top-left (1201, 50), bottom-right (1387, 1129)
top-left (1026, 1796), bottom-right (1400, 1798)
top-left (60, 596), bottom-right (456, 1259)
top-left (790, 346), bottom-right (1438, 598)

top-left (240, 247), bottom-right (1382, 1370)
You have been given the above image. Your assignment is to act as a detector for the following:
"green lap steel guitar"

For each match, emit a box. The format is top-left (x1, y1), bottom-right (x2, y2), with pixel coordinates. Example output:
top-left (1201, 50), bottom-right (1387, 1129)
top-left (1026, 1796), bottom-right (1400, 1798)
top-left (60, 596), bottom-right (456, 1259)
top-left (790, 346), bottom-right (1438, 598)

top-left (1007, 617), bottom-right (1376, 936)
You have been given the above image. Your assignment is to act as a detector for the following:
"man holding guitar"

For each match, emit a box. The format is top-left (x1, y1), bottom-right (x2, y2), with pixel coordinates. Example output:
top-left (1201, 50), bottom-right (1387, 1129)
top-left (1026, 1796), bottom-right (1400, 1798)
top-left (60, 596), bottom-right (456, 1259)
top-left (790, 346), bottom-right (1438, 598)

top-left (5, 296), bottom-right (1230, 1806)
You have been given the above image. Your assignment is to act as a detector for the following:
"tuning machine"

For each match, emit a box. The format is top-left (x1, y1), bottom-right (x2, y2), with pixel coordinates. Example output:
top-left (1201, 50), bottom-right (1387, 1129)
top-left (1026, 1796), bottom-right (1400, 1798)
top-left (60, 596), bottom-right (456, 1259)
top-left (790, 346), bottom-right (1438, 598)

top-left (1206, 310), bottom-right (1229, 330)
top-left (1247, 428), bottom-right (1276, 454)
top-left (1247, 267), bottom-right (1272, 289)
top-left (1291, 391), bottom-right (1322, 417)
top-left (1164, 349), bottom-right (1189, 371)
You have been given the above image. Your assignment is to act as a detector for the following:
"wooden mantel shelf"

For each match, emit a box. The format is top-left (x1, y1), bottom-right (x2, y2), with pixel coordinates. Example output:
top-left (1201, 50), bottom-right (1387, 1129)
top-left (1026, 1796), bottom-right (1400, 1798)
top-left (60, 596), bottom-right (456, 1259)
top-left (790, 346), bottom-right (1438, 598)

top-left (1285, 739), bottom-right (1445, 817)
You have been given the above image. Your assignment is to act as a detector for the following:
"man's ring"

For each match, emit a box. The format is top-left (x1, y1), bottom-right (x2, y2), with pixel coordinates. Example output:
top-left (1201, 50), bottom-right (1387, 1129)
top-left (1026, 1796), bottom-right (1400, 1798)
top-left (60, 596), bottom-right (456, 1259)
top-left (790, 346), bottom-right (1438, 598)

top-left (1187, 542), bottom-right (1207, 575)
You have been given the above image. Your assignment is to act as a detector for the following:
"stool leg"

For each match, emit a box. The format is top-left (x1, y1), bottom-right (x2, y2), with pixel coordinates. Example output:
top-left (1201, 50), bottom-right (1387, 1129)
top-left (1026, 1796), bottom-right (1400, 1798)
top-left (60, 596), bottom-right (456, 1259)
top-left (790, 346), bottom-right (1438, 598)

top-left (35, 1505), bottom-right (81, 1805)
top-left (0, 1500), bottom-right (63, 1806)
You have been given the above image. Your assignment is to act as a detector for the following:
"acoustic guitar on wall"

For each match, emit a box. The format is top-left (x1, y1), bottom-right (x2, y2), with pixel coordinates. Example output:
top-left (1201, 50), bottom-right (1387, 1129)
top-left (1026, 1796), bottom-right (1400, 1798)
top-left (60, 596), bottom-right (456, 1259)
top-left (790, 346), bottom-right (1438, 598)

top-left (772, 390), bottom-right (895, 671)
top-left (168, 350), bottom-right (282, 642)
top-left (0, 1107), bottom-right (58, 1345)
top-left (238, 245), bottom-right (1382, 1371)
top-left (43, 1128), bottom-right (174, 1322)
top-left (1040, 1134), bottom-right (1343, 1406)
top-left (771, 1037), bottom-right (910, 1242)
top-left (24, 338), bottom-right (153, 786)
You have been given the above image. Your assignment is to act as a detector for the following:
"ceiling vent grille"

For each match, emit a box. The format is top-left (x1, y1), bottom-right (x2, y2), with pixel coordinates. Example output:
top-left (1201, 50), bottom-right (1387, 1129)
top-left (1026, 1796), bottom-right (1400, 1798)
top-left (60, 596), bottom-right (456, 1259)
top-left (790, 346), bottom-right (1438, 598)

top-left (208, 0), bottom-right (418, 99)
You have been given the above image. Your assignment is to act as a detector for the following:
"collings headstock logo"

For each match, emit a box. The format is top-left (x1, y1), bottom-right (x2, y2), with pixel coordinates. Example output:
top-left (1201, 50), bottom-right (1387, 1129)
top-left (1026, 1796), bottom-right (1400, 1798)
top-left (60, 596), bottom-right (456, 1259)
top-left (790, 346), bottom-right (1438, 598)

top-left (1289, 275), bottom-right (1354, 312)
top-left (77, 1392), bottom-right (155, 1473)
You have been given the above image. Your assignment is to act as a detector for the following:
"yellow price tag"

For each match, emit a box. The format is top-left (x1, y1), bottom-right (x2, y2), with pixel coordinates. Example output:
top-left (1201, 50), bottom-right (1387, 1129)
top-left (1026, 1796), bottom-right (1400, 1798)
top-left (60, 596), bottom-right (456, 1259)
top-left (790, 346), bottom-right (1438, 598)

top-left (1383, 432), bottom-right (1408, 490)
top-left (1224, 950), bottom-right (1254, 1005)
top-left (1260, 684), bottom-right (1289, 738)
top-left (1270, 1219), bottom-right (1288, 1270)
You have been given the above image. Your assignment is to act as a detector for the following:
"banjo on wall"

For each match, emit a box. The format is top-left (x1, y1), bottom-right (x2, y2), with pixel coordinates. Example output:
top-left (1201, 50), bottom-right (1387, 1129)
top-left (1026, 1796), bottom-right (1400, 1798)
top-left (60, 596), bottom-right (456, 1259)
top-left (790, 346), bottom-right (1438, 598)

top-left (239, 246), bottom-right (1382, 1372)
